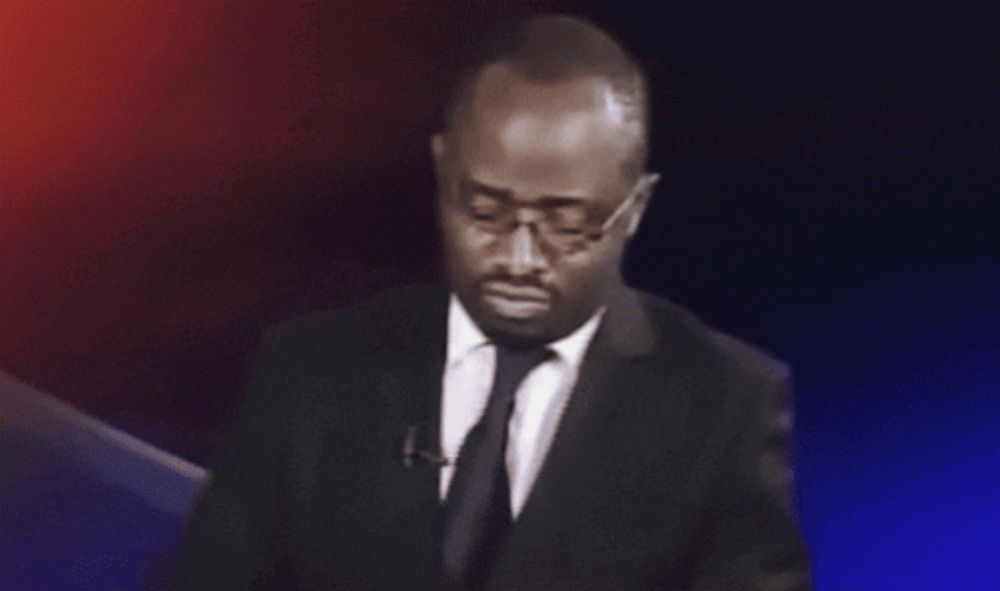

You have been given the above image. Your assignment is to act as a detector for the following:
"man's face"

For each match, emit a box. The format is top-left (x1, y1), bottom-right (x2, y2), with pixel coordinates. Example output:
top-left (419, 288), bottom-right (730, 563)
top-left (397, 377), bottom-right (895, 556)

top-left (434, 64), bottom-right (654, 346)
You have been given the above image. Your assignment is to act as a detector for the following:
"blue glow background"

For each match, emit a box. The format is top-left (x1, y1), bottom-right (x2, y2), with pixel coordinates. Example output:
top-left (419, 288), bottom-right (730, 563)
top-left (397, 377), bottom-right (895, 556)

top-left (786, 269), bottom-right (999, 590)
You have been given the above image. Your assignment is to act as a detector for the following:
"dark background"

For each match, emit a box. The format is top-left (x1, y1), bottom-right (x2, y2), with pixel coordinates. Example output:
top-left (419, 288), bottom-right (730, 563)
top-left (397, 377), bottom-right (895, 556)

top-left (2, 2), bottom-right (997, 589)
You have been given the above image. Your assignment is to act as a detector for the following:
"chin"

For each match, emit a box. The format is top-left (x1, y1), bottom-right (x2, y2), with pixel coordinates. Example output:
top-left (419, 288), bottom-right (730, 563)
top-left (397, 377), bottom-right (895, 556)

top-left (480, 313), bottom-right (555, 348)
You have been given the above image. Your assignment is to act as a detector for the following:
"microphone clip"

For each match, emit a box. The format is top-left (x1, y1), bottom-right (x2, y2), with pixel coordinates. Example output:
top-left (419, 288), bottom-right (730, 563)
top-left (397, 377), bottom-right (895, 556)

top-left (401, 424), bottom-right (449, 469)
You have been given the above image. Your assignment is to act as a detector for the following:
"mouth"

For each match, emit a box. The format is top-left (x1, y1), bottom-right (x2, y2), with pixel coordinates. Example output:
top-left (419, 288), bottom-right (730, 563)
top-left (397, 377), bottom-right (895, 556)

top-left (480, 282), bottom-right (552, 320)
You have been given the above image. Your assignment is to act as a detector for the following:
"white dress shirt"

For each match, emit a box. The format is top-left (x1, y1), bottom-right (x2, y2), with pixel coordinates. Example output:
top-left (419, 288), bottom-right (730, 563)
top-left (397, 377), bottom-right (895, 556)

top-left (439, 295), bottom-right (603, 517)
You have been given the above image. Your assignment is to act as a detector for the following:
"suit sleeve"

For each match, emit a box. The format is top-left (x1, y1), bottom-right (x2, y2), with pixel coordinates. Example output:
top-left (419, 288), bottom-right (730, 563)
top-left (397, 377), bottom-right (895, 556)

top-left (691, 364), bottom-right (812, 591)
top-left (167, 329), bottom-right (295, 590)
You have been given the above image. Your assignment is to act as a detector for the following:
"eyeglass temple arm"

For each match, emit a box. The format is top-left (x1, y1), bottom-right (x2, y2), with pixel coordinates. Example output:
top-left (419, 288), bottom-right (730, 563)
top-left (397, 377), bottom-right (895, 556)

top-left (595, 175), bottom-right (656, 236)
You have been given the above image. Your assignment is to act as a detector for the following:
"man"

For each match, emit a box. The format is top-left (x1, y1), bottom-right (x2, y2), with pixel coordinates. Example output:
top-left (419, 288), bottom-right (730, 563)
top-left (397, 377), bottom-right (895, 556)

top-left (171, 15), bottom-right (810, 590)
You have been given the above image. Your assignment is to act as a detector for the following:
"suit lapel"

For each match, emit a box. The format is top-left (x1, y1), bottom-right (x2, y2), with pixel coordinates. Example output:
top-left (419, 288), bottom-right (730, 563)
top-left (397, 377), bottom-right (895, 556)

top-left (493, 288), bottom-right (695, 579)
top-left (514, 288), bottom-right (664, 517)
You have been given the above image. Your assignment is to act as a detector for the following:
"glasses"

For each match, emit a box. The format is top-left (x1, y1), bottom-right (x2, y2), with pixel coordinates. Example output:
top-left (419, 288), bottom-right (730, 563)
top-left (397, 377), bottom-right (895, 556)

top-left (450, 175), bottom-right (652, 253)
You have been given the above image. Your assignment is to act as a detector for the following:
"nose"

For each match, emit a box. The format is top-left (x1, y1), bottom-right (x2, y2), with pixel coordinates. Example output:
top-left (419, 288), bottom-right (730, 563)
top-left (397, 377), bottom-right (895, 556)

top-left (502, 223), bottom-right (547, 276)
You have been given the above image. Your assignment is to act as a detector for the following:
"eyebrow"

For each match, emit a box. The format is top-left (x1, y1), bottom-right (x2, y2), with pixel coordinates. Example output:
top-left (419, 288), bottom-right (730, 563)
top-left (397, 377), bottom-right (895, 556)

top-left (461, 178), bottom-right (510, 200)
top-left (460, 177), bottom-right (589, 207)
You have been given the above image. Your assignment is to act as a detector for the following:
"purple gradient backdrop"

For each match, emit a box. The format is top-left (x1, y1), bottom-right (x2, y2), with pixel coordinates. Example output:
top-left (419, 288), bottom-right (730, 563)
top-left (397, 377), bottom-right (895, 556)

top-left (2, 2), bottom-right (997, 588)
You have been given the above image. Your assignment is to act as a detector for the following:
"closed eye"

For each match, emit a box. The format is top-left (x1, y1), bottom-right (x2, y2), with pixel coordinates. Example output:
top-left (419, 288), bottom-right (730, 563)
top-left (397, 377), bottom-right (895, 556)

top-left (546, 205), bottom-right (589, 234)
top-left (467, 192), bottom-right (506, 218)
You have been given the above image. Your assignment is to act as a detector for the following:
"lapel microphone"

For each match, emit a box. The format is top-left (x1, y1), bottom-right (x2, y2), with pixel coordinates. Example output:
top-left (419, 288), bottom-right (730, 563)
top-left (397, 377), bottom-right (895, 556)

top-left (401, 424), bottom-right (450, 469)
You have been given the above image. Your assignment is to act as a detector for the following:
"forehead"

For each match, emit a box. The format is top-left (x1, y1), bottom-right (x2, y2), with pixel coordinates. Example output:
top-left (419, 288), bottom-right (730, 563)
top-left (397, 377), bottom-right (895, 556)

top-left (453, 63), bottom-right (640, 199)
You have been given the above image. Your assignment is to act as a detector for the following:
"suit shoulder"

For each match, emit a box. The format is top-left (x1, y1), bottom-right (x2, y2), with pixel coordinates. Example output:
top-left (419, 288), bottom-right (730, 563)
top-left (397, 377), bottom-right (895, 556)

top-left (704, 325), bottom-right (790, 387)
top-left (257, 283), bottom-right (448, 360)
top-left (634, 289), bottom-right (790, 387)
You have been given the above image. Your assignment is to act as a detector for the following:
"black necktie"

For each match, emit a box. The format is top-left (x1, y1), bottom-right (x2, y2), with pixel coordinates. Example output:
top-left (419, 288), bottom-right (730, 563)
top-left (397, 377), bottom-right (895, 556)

top-left (440, 345), bottom-right (552, 589)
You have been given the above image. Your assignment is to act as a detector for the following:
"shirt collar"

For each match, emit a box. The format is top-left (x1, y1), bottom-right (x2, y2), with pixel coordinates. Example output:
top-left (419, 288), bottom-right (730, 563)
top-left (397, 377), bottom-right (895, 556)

top-left (446, 294), bottom-right (604, 369)
top-left (548, 307), bottom-right (604, 368)
top-left (446, 294), bottom-right (491, 365)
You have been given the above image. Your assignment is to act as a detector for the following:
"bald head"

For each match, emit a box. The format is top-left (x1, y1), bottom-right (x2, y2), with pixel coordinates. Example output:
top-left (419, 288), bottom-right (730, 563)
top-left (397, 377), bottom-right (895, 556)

top-left (443, 15), bottom-right (649, 177)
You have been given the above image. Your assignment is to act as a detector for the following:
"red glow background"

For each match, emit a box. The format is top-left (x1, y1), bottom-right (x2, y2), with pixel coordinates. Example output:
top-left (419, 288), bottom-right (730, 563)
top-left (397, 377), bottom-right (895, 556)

top-left (2, 0), bottom-right (374, 452)
top-left (2, 1), bottom-right (996, 461)
top-left (0, 1), bottom-right (541, 456)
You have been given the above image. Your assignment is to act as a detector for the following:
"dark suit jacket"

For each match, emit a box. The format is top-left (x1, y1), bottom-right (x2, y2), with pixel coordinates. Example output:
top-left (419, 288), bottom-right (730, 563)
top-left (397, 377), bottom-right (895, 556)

top-left (170, 285), bottom-right (810, 590)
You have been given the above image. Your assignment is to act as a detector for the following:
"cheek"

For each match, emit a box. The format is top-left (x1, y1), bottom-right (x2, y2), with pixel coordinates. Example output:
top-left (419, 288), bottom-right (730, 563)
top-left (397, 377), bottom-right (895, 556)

top-left (442, 220), bottom-right (495, 269)
top-left (548, 255), bottom-right (602, 291)
top-left (551, 246), bottom-right (621, 293)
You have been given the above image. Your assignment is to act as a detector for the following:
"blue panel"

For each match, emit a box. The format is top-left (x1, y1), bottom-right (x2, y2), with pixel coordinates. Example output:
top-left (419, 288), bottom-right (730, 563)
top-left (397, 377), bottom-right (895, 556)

top-left (1, 378), bottom-right (207, 590)
top-left (782, 268), bottom-right (1000, 591)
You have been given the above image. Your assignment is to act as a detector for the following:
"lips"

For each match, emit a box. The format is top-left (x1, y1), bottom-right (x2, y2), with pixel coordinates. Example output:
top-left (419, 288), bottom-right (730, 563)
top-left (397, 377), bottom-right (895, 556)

top-left (482, 282), bottom-right (549, 302)
top-left (480, 282), bottom-right (552, 320)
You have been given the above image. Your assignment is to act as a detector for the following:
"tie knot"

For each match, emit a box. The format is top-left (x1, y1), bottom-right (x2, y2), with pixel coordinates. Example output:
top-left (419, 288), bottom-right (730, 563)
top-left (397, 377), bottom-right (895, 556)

top-left (495, 344), bottom-right (553, 367)
top-left (492, 345), bottom-right (553, 404)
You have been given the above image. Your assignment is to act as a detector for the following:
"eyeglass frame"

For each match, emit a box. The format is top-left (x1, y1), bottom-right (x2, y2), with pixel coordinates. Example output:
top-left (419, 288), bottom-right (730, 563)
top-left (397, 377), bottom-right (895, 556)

top-left (444, 172), bottom-right (659, 251)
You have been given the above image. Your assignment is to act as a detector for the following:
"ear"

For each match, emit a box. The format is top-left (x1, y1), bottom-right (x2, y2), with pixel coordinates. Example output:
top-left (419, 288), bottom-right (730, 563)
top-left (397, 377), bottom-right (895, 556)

top-left (626, 172), bottom-right (661, 237)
